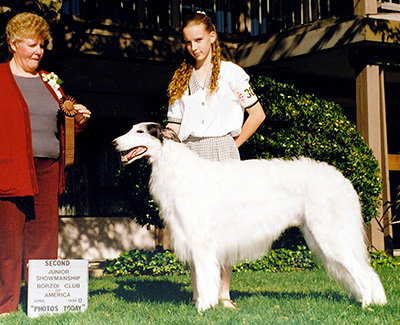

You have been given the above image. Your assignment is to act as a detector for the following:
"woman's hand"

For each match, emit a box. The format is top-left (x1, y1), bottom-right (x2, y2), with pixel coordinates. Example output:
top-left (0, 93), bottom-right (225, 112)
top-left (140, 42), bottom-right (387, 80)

top-left (74, 104), bottom-right (91, 124)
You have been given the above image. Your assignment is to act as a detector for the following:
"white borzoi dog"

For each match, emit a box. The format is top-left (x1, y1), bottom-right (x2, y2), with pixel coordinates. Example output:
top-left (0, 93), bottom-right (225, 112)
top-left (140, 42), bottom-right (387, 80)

top-left (113, 122), bottom-right (386, 311)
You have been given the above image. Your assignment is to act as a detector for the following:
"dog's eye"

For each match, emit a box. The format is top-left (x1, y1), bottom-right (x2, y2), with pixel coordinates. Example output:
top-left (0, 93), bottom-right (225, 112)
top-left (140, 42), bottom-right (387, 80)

top-left (137, 130), bottom-right (144, 133)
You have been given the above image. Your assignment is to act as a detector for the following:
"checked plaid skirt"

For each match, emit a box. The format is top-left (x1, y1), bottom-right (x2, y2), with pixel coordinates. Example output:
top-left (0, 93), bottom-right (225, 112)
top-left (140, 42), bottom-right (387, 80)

top-left (184, 134), bottom-right (240, 161)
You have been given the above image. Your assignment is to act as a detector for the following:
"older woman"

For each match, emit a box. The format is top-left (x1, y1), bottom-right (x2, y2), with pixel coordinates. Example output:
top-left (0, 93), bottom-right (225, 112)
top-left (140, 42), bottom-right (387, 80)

top-left (0, 12), bottom-right (91, 316)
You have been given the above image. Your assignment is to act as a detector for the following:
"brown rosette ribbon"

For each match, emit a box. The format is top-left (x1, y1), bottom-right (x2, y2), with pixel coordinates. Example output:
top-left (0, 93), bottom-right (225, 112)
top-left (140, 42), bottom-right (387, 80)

top-left (59, 95), bottom-right (77, 117)
top-left (59, 95), bottom-right (77, 167)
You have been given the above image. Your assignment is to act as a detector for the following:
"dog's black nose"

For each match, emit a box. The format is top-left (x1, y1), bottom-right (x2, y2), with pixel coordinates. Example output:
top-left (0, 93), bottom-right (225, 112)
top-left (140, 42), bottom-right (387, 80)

top-left (111, 139), bottom-right (119, 149)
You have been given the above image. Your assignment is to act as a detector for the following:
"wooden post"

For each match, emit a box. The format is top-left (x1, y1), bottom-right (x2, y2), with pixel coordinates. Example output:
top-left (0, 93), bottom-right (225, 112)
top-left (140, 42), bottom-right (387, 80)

top-left (355, 65), bottom-right (392, 252)
top-left (378, 69), bottom-right (393, 254)
top-left (353, 0), bottom-right (377, 15)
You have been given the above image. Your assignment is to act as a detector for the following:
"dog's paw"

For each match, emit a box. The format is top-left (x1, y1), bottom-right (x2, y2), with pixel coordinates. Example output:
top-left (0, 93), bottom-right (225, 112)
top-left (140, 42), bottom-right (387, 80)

top-left (195, 298), bottom-right (217, 312)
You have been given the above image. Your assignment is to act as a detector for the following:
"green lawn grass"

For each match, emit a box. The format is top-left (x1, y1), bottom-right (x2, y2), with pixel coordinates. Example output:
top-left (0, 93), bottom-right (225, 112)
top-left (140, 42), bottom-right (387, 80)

top-left (1, 268), bottom-right (399, 324)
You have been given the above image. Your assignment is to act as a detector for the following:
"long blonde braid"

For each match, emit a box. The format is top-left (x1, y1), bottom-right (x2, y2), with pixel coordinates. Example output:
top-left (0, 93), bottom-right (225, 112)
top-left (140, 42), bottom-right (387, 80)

top-left (168, 12), bottom-right (221, 105)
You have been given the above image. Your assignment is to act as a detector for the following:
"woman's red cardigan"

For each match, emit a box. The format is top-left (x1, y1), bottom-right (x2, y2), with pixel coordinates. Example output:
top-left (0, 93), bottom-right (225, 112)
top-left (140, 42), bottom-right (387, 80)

top-left (0, 62), bottom-right (84, 197)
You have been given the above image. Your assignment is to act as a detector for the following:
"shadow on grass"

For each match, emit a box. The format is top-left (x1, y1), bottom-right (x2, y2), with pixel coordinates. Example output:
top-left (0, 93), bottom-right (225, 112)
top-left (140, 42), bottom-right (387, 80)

top-left (231, 289), bottom-right (347, 305)
top-left (91, 277), bottom-right (193, 304)
top-left (89, 276), bottom-right (348, 307)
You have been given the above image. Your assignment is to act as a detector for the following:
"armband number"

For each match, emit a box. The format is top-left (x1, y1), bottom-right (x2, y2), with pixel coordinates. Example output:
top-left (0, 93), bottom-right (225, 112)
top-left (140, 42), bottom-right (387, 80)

top-left (234, 84), bottom-right (258, 108)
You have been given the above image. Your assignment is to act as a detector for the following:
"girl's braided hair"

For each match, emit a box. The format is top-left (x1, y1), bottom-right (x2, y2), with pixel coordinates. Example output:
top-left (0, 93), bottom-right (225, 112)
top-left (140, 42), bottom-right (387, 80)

top-left (167, 12), bottom-right (221, 105)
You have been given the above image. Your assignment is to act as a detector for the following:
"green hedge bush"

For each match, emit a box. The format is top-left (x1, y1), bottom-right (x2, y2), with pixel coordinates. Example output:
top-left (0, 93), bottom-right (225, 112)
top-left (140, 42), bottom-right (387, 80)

top-left (369, 250), bottom-right (400, 269)
top-left (117, 162), bottom-right (162, 228)
top-left (233, 245), bottom-right (316, 273)
top-left (104, 248), bottom-right (186, 276)
top-left (104, 247), bottom-right (317, 276)
top-left (103, 248), bottom-right (399, 277)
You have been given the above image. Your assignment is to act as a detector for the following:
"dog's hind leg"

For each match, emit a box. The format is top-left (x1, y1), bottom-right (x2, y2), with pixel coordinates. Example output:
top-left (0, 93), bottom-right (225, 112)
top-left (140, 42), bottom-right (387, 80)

top-left (191, 245), bottom-right (221, 311)
top-left (301, 224), bottom-right (386, 307)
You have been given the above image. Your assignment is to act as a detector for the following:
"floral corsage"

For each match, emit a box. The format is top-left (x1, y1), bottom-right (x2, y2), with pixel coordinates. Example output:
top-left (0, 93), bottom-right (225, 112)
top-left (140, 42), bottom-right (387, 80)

top-left (41, 71), bottom-right (63, 98)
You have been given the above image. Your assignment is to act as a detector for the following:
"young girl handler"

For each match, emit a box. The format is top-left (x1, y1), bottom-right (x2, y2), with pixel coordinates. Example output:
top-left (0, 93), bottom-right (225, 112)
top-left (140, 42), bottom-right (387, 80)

top-left (166, 12), bottom-right (266, 309)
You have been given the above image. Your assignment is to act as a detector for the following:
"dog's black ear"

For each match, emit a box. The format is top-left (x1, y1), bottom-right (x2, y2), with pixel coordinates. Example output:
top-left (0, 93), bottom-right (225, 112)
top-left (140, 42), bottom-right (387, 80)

top-left (146, 123), bottom-right (181, 143)
top-left (146, 123), bottom-right (164, 142)
top-left (161, 127), bottom-right (181, 143)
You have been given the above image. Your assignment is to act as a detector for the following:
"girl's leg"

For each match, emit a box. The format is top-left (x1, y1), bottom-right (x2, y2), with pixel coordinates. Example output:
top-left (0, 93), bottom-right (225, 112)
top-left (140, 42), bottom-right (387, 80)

top-left (219, 264), bottom-right (238, 309)
top-left (190, 266), bottom-right (199, 304)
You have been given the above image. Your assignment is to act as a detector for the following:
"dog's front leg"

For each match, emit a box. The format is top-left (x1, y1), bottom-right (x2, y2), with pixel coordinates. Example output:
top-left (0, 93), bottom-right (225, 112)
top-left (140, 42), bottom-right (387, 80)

top-left (191, 247), bottom-right (221, 311)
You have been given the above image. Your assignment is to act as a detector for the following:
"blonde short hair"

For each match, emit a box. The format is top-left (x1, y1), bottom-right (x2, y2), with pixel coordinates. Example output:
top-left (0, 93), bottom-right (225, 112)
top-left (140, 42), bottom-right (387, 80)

top-left (6, 12), bottom-right (50, 45)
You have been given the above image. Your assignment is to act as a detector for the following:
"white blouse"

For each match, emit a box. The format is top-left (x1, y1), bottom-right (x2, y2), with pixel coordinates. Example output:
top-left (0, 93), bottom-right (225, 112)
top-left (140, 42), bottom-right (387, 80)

top-left (167, 61), bottom-right (258, 141)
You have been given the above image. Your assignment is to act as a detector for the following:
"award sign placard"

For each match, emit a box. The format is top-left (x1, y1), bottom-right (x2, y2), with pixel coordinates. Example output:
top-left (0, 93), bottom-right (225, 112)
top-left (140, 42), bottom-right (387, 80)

top-left (27, 259), bottom-right (88, 318)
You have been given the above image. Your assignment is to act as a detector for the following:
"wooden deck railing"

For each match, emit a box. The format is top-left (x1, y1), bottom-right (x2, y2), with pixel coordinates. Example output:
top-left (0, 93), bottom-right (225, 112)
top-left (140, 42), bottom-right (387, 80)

top-left (61, 0), bottom-right (355, 37)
